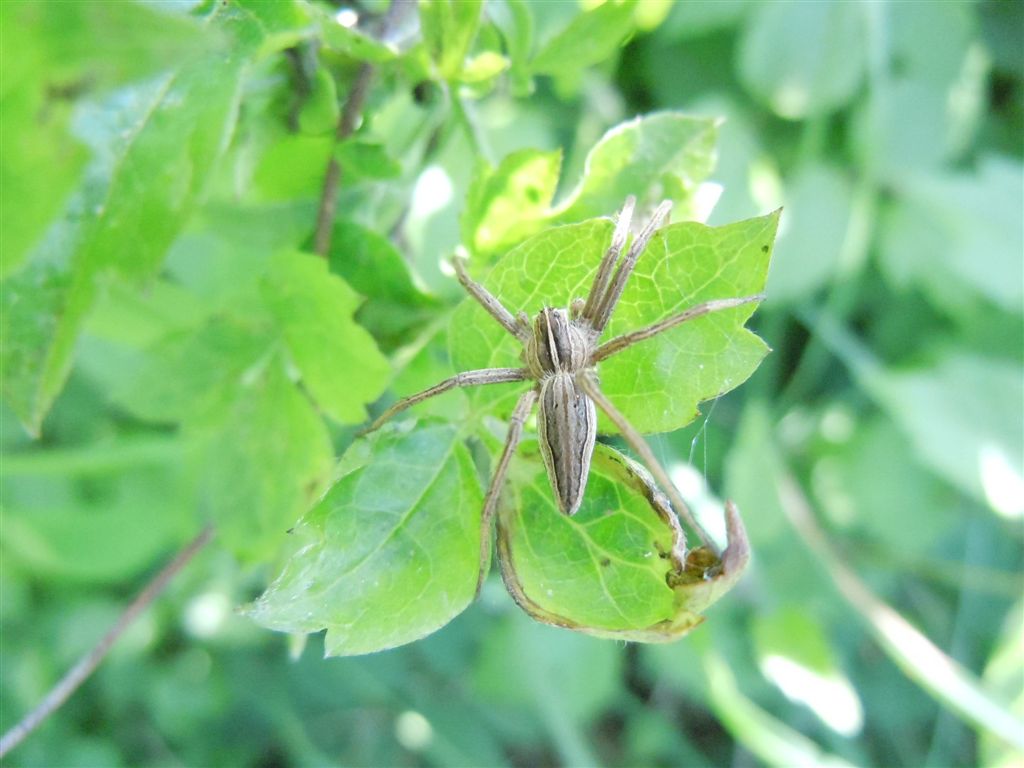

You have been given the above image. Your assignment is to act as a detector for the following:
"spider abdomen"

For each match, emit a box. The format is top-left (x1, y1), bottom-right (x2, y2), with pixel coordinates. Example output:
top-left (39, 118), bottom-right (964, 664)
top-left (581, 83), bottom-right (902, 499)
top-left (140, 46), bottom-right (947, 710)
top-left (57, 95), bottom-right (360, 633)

top-left (537, 372), bottom-right (597, 516)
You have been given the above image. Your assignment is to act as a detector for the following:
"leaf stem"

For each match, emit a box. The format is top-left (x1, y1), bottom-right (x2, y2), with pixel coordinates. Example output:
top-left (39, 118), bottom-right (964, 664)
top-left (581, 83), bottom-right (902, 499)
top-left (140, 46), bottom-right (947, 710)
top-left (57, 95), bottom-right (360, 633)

top-left (0, 525), bottom-right (215, 759)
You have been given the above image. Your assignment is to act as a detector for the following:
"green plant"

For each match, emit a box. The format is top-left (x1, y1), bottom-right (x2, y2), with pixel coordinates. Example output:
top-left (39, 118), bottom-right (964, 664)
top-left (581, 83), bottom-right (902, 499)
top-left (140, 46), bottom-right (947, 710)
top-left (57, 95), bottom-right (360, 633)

top-left (3, 1), bottom-right (1021, 765)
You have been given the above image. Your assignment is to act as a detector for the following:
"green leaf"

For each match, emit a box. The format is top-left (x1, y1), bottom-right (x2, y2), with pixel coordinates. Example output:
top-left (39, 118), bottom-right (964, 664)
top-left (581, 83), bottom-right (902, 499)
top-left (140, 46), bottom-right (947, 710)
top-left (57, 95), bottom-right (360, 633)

top-left (262, 251), bottom-right (390, 424)
top-left (420, 0), bottom-right (484, 80)
top-left (451, 211), bottom-right (777, 435)
top-left (497, 441), bottom-right (750, 640)
top-left (531, 1), bottom-right (636, 79)
top-left (248, 421), bottom-right (484, 656)
top-left (768, 164), bottom-right (853, 302)
top-left (459, 51), bottom-right (510, 83)
top-left (253, 135), bottom-right (333, 201)
top-left (0, 263), bottom-right (94, 436)
top-left (461, 149), bottom-right (562, 258)
top-left (878, 156), bottom-right (1023, 314)
top-left (0, 2), bottom-right (286, 434)
top-left (298, 66), bottom-right (339, 135)
top-left (555, 113), bottom-right (719, 224)
top-left (110, 316), bottom-right (274, 426)
top-left (317, 5), bottom-right (398, 62)
top-left (489, 0), bottom-right (535, 95)
top-left (737, 1), bottom-right (866, 119)
top-left (203, 356), bottom-right (333, 562)
top-left (334, 139), bottom-right (403, 180)
top-left (1, 465), bottom-right (190, 583)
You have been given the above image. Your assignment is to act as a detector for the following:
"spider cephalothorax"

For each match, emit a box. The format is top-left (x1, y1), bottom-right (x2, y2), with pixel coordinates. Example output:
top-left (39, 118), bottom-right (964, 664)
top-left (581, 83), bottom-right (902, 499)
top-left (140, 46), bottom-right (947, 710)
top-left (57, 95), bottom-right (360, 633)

top-left (361, 197), bottom-right (764, 591)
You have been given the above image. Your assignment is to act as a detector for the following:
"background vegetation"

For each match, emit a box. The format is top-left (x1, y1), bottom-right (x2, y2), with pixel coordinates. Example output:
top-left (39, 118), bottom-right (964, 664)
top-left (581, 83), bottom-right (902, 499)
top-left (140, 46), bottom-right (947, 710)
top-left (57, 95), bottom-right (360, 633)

top-left (2, 1), bottom-right (1021, 766)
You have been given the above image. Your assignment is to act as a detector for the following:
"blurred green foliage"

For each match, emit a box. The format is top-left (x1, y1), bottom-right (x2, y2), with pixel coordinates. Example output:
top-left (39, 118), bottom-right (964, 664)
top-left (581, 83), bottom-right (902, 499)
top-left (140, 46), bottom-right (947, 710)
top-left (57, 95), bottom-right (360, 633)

top-left (2, 0), bottom-right (1022, 766)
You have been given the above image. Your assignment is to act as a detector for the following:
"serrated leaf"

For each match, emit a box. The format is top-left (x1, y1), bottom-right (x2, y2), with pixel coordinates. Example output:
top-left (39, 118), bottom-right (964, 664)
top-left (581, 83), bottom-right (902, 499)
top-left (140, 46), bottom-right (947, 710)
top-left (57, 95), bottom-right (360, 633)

top-left (497, 441), bottom-right (749, 641)
top-left (334, 140), bottom-right (402, 180)
top-left (248, 421), bottom-right (484, 656)
top-left (530, 0), bottom-right (636, 78)
top-left (451, 211), bottom-right (777, 435)
top-left (262, 251), bottom-right (390, 424)
top-left (737, 1), bottom-right (866, 119)
top-left (461, 149), bottom-right (562, 258)
top-left (420, 0), bottom-right (484, 80)
top-left (203, 356), bottom-right (333, 562)
top-left (555, 112), bottom-right (719, 224)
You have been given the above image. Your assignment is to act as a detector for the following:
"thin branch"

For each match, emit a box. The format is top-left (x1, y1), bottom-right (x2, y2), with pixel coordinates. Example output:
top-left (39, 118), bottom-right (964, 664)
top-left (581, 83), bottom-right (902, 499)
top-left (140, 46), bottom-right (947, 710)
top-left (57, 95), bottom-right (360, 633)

top-left (0, 525), bottom-right (216, 759)
top-left (313, 60), bottom-right (374, 256)
top-left (313, 0), bottom-right (409, 257)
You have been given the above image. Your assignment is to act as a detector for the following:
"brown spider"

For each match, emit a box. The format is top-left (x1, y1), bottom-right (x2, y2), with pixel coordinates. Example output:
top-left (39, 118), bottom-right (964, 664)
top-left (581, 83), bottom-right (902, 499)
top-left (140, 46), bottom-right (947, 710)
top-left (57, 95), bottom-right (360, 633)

top-left (361, 197), bottom-right (764, 590)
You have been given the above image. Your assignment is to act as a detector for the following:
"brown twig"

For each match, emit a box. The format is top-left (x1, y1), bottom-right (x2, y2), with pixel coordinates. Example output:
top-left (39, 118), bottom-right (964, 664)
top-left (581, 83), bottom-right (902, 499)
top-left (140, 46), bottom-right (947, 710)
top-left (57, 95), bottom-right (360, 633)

top-left (0, 525), bottom-right (216, 758)
top-left (313, 0), bottom-right (409, 257)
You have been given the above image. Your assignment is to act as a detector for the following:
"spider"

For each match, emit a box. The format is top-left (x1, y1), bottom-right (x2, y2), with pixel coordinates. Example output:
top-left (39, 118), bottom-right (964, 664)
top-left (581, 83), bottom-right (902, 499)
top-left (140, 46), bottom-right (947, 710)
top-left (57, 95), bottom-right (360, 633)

top-left (361, 197), bottom-right (764, 591)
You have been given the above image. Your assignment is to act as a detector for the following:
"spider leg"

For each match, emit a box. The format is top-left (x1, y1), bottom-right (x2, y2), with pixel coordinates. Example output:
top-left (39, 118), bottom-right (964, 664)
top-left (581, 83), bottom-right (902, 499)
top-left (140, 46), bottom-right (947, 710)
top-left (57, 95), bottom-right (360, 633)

top-left (358, 367), bottom-right (529, 436)
top-left (592, 294), bottom-right (766, 363)
top-left (589, 200), bottom-right (673, 333)
top-left (476, 387), bottom-right (538, 594)
top-left (580, 196), bottom-right (635, 323)
top-left (453, 255), bottom-right (531, 341)
top-left (577, 371), bottom-right (719, 555)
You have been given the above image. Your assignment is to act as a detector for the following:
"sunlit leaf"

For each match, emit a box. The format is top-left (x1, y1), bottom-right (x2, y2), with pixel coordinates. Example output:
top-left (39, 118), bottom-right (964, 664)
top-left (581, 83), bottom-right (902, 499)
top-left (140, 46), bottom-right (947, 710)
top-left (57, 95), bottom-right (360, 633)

top-left (262, 251), bottom-right (390, 424)
top-left (555, 113), bottom-right (719, 223)
top-left (248, 421), bottom-right (483, 656)
top-left (462, 148), bottom-right (562, 258)
top-left (451, 211), bottom-right (777, 435)
top-left (530, 0), bottom-right (636, 81)
top-left (420, 0), bottom-right (484, 80)
top-left (498, 441), bottom-right (749, 641)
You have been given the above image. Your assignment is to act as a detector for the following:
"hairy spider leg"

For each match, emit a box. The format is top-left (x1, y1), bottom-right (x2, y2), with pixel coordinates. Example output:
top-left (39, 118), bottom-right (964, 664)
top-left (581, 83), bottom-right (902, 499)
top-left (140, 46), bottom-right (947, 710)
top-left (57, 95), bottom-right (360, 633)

top-left (476, 387), bottom-right (538, 594)
top-left (579, 195), bottom-right (635, 323)
top-left (588, 200), bottom-right (673, 333)
top-left (592, 294), bottom-right (766, 363)
top-left (453, 254), bottom-right (531, 341)
top-left (576, 371), bottom-right (718, 555)
top-left (358, 367), bottom-right (528, 436)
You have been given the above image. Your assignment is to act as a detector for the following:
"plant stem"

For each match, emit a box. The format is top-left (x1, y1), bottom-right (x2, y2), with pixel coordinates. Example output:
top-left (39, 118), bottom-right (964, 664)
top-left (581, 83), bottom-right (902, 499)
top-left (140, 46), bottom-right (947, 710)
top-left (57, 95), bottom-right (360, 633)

top-left (313, 0), bottom-right (410, 257)
top-left (0, 525), bottom-right (216, 759)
